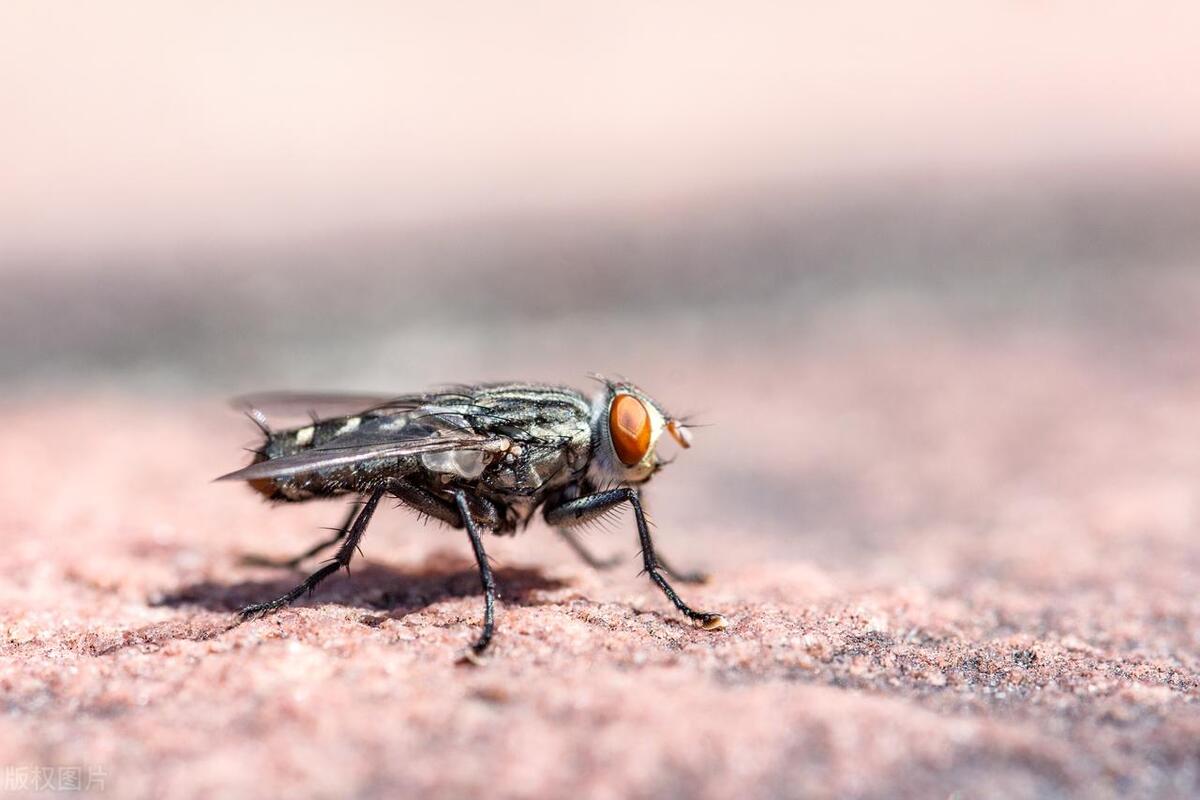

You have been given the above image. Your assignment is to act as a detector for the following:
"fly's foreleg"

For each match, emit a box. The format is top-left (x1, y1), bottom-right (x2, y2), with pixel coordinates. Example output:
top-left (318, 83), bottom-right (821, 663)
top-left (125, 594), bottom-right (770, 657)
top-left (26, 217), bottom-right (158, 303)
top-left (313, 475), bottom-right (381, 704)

top-left (556, 528), bottom-right (622, 571)
top-left (652, 552), bottom-right (710, 585)
top-left (239, 486), bottom-right (385, 620)
top-left (241, 501), bottom-right (361, 569)
top-left (544, 488), bottom-right (725, 630)
top-left (557, 521), bottom-right (706, 583)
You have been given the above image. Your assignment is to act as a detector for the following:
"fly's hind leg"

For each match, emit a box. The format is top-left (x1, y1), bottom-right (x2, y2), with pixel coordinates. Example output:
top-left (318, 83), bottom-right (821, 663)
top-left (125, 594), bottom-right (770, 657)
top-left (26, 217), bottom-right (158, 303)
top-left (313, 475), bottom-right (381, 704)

top-left (239, 486), bottom-right (385, 620)
top-left (545, 488), bottom-right (724, 630)
top-left (240, 501), bottom-right (360, 569)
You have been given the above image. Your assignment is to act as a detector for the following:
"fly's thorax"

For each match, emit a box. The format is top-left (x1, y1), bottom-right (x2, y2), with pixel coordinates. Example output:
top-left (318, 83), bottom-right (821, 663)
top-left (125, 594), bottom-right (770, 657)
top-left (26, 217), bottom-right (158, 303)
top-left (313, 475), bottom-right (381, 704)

top-left (587, 381), bottom-right (687, 486)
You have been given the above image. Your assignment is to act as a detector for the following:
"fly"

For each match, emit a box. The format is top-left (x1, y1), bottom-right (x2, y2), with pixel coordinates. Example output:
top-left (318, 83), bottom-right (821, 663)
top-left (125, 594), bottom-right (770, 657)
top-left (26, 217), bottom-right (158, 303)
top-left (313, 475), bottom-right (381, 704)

top-left (217, 378), bottom-right (725, 662)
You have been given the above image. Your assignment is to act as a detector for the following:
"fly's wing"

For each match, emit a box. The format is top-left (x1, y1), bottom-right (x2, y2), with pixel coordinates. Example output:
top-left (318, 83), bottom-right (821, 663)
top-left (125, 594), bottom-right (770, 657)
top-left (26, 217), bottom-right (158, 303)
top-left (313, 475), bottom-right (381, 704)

top-left (219, 394), bottom-right (506, 482)
top-left (231, 392), bottom-right (430, 424)
top-left (216, 431), bottom-right (502, 482)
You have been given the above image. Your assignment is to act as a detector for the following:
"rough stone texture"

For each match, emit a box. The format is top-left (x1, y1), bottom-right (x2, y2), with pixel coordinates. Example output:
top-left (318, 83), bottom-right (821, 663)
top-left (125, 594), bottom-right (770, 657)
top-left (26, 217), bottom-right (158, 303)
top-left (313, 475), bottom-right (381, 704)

top-left (2, 329), bottom-right (1199, 799)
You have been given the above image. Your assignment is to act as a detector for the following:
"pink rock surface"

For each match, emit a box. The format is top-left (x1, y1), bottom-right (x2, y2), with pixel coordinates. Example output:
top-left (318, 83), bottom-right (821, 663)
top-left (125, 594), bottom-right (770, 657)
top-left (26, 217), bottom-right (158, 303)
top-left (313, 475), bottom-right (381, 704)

top-left (1, 333), bottom-right (1198, 798)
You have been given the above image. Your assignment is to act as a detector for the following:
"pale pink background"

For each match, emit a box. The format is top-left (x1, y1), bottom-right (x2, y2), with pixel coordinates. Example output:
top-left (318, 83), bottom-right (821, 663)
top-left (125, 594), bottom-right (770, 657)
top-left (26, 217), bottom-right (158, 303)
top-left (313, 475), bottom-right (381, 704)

top-left (1, 2), bottom-right (1198, 259)
top-left (2, 6), bottom-right (1200, 799)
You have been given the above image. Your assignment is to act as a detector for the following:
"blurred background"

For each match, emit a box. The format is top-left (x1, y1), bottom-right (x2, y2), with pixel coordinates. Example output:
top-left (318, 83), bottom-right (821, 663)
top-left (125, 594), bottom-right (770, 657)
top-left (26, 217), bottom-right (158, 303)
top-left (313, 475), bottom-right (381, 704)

top-left (3, 1), bottom-right (1199, 394)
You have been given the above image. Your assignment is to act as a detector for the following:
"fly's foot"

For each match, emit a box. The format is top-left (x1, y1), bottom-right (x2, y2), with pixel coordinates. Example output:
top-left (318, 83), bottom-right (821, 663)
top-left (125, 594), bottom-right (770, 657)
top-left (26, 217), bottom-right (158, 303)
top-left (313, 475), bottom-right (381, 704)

top-left (235, 592), bottom-right (307, 623)
top-left (237, 575), bottom-right (324, 621)
top-left (694, 612), bottom-right (727, 632)
top-left (457, 647), bottom-right (490, 667)
top-left (238, 596), bottom-right (296, 621)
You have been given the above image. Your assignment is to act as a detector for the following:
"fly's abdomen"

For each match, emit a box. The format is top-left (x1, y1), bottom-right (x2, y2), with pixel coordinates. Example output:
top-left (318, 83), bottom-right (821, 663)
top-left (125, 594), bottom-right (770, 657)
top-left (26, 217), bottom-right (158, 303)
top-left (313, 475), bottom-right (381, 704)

top-left (248, 413), bottom-right (399, 501)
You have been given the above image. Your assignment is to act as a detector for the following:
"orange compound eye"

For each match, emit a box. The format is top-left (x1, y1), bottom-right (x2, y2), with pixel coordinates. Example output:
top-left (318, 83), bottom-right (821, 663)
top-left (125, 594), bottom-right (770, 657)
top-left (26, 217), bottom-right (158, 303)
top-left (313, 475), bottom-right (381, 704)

top-left (610, 394), bottom-right (652, 466)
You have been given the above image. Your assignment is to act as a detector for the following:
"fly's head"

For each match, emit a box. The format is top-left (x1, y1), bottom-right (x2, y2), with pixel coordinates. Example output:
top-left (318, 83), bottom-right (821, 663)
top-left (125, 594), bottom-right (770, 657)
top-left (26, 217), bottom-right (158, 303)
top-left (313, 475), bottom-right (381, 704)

top-left (588, 379), bottom-right (694, 485)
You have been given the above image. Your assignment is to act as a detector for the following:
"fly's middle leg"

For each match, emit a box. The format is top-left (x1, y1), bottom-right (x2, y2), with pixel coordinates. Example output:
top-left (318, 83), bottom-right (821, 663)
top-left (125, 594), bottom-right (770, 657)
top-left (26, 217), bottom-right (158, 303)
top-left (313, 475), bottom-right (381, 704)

top-left (545, 488), bottom-right (725, 630)
top-left (454, 490), bottom-right (497, 664)
top-left (389, 481), bottom-right (499, 661)
top-left (239, 486), bottom-right (385, 620)
top-left (389, 479), bottom-right (499, 530)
